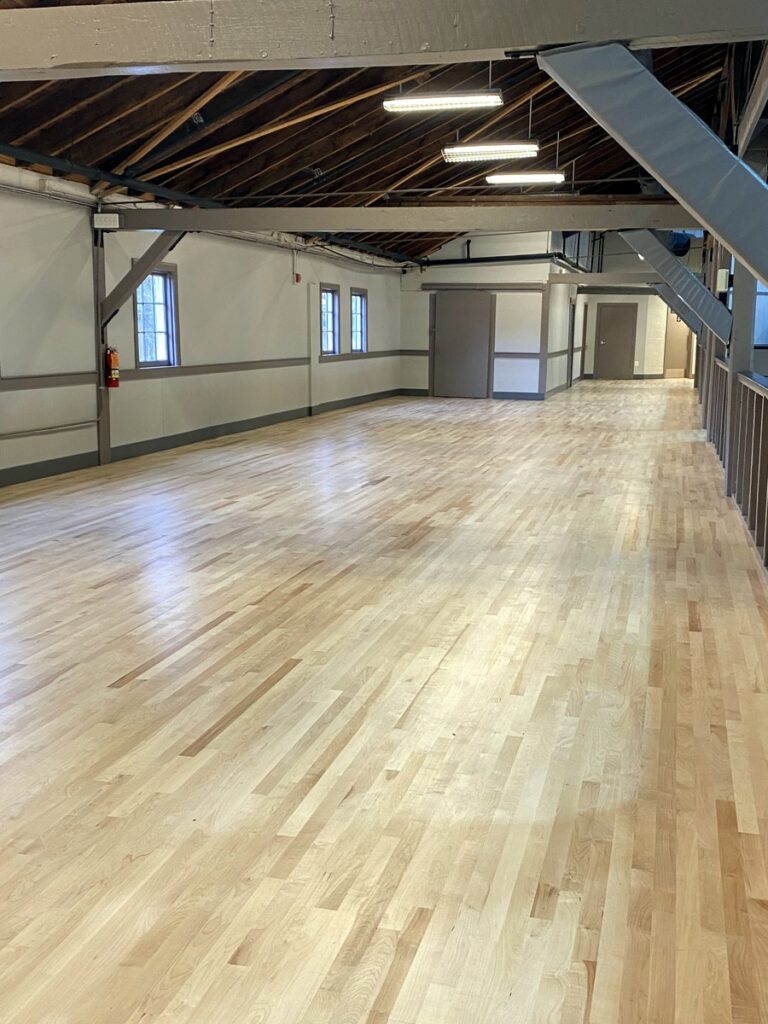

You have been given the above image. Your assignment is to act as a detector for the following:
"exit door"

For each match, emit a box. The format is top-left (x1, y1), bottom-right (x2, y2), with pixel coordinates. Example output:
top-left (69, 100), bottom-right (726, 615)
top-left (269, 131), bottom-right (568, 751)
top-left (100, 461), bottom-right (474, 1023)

top-left (594, 303), bottom-right (637, 380)
top-left (431, 291), bottom-right (495, 398)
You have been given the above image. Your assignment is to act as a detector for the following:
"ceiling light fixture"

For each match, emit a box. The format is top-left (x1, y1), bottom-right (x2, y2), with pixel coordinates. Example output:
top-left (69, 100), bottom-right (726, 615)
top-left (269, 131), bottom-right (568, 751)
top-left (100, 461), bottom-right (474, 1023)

top-left (383, 90), bottom-right (504, 113)
top-left (442, 142), bottom-right (539, 163)
top-left (486, 171), bottom-right (566, 185)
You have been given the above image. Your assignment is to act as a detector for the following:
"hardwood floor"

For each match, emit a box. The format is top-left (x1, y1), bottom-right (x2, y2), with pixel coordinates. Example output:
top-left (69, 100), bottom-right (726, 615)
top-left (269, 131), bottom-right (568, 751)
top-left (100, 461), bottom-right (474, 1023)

top-left (1, 380), bottom-right (767, 1024)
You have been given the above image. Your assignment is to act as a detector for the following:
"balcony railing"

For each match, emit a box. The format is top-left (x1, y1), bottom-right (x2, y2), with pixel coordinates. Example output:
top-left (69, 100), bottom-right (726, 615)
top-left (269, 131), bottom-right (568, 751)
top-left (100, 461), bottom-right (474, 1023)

top-left (732, 372), bottom-right (768, 560)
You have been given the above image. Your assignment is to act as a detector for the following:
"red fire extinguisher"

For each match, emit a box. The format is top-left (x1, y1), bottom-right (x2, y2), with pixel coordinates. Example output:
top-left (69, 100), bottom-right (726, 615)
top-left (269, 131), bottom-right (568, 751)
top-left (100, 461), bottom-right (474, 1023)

top-left (105, 347), bottom-right (120, 389)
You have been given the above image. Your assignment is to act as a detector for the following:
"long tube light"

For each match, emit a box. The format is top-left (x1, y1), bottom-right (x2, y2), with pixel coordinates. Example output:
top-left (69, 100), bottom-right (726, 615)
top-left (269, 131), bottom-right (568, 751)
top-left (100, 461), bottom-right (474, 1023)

top-left (486, 172), bottom-right (566, 185)
top-left (383, 90), bottom-right (504, 113)
top-left (442, 142), bottom-right (539, 163)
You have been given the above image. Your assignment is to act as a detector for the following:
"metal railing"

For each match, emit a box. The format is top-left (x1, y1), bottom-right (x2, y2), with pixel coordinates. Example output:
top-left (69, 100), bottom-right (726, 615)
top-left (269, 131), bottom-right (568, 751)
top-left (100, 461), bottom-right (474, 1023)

top-left (732, 373), bottom-right (768, 562)
top-left (709, 357), bottom-right (729, 463)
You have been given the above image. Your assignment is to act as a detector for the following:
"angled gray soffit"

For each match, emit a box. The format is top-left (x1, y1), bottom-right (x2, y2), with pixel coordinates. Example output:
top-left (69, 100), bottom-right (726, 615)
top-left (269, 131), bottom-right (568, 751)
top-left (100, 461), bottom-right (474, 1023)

top-left (538, 43), bottom-right (768, 287)
top-left (620, 229), bottom-right (731, 342)
top-left (654, 283), bottom-right (703, 336)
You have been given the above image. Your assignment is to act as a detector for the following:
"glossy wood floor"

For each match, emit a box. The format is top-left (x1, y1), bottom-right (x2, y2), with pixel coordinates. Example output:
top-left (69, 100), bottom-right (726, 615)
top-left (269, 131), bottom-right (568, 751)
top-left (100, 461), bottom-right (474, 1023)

top-left (1, 381), bottom-right (767, 1024)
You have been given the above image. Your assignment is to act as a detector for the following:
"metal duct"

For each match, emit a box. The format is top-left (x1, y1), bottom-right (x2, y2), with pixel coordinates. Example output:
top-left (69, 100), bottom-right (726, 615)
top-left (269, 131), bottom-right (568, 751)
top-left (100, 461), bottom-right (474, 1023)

top-left (538, 43), bottom-right (768, 286)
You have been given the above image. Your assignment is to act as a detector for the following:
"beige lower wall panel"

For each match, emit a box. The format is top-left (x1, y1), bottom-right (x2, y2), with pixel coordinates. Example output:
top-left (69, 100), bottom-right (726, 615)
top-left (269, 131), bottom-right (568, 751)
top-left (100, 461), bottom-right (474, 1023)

top-left (207, 366), bottom-right (308, 422)
top-left (110, 379), bottom-right (165, 446)
top-left (0, 426), bottom-right (97, 471)
top-left (493, 357), bottom-right (540, 394)
top-left (400, 354), bottom-right (429, 390)
top-left (110, 366), bottom-right (310, 446)
top-left (546, 353), bottom-right (569, 392)
top-left (311, 353), bottom-right (401, 406)
top-left (0, 380), bottom-right (97, 468)
top-left (160, 375), bottom-right (214, 438)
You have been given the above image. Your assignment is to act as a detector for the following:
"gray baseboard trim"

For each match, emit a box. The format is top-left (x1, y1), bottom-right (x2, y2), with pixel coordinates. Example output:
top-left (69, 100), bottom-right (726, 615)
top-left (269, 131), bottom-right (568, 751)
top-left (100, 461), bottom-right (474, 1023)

top-left (310, 388), bottom-right (427, 414)
top-left (545, 382), bottom-right (570, 396)
top-left (493, 391), bottom-right (546, 401)
top-left (583, 373), bottom-right (595, 379)
top-left (111, 406), bottom-right (310, 461)
top-left (0, 451), bottom-right (99, 487)
top-left (634, 373), bottom-right (665, 380)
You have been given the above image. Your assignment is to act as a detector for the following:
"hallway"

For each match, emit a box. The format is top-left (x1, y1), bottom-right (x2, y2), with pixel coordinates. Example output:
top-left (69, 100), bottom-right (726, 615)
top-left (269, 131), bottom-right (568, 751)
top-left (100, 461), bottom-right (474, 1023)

top-left (0, 381), bottom-right (766, 1023)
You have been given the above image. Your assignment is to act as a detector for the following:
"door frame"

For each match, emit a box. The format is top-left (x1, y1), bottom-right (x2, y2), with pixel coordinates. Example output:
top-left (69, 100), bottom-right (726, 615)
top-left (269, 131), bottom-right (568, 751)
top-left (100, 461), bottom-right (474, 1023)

top-left (429, 291), bottom-right (496, 398)
top-left (594, 302), bottom-right (638, 380)
top-left (566, 298), bottom-right (577, 388)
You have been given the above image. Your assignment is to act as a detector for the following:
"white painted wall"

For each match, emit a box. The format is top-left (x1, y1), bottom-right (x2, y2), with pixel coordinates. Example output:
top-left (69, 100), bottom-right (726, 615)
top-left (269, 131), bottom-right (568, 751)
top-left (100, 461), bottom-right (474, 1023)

top-left (0, 190), bottom-right (97, 472)
top-left (105, 231), bottom-right (404, 447)
top-left (0, 181), bottom-right (406, 476)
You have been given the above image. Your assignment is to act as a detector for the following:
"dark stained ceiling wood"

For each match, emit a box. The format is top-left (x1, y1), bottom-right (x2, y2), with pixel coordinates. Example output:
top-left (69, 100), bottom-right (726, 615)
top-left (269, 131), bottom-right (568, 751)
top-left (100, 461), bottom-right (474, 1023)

top-left (0, 45), bottom-right (728, 258)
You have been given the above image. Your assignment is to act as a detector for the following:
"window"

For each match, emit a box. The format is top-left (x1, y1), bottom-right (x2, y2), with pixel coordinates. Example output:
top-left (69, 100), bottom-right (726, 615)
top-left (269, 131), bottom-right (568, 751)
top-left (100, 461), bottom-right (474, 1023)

top-left (134, 267), bottom-right (179, 367)
top-left (351, 289), bottom-right (368, 353)
top-left (320, 285), bottom-right (340, 355)
top-left (755, 285), bottom-right (768, 349)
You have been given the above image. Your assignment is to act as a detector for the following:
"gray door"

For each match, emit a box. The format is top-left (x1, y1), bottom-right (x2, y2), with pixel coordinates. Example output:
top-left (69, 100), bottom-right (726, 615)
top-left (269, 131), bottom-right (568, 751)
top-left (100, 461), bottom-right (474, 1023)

top-left (432, 291), bottom-right (494, 398)
top-left (594, 303), bottom-right (637, 380)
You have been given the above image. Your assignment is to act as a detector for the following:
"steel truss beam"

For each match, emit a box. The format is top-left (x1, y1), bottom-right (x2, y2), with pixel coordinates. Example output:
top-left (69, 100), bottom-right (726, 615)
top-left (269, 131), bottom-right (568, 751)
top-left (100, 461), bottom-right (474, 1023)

top-left (620, 230), bottom-right (731, 342)
top-left (109, 202), bottom-right (696, 235)
top-left (539, 43), bottom-right (768, 287)
top-left (0, 0), bottom-right (766, 82)
top-left (655, 282), bottom-right (703, 336)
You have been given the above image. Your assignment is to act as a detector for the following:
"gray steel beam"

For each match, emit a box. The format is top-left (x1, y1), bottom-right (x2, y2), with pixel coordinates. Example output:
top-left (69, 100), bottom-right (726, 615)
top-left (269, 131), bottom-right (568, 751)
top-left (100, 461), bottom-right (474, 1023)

top-left (111, 202), bottom-right (695, 235)
top-left (551, 271), bottom-right (662, 285)
top-left (739, 46), bottom-right (768, 156)
top-left (620, 229), bottom-right (732, 342)
top-left (0, 0), bottom-right (766, 81)
top-left (100, 231), bottom-right (185, 328)
top-left (539, 43), bottom-right (768, 287)
top-left (654, 282), bottom-right (703, 336)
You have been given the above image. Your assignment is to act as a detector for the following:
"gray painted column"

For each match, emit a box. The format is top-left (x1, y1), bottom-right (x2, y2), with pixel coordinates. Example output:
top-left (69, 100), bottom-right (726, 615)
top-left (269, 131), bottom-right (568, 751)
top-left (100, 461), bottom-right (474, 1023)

top-left (92, 228), bottom-right (111, 465)
top-left (724, 261), bottom-right (757, 495)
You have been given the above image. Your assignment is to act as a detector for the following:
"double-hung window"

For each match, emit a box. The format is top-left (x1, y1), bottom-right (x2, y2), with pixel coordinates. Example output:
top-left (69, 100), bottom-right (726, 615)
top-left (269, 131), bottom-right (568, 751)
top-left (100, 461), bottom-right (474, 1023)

top-left (351, 288), bottom-right (368, 353)
top-left (320, 285), bottom-right (340, 355)
top-left (134, 267), bottom-right (179, 367)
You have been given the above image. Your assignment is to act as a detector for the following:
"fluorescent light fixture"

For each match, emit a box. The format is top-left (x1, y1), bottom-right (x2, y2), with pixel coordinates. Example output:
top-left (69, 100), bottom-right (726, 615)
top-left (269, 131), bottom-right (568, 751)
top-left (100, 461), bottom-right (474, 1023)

top-left (486, 171), bottom-right (566, 185)
top-left (383, 90), bottom-right (504, 113)
top-left (442, 142), bottom-right (539, 163)
top-left (638, 254), bottom-right (646, 261)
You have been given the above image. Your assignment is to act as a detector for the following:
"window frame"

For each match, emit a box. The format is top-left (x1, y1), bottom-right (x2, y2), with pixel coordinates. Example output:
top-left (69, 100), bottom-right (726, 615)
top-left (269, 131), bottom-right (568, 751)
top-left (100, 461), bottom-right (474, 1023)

top-left (350, 287), bottom-right (368, 354)
top-left (132, 262), bottom-right (181, 369)
top-left (755, 284), bottom-right (768, 349)
top-left (319, 283), bottom-right (341, 357)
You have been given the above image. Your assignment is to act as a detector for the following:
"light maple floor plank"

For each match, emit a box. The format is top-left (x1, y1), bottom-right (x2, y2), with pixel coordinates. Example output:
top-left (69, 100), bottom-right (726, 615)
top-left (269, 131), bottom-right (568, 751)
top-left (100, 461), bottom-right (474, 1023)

top-left (0, 380), bottom-right (766, 1024)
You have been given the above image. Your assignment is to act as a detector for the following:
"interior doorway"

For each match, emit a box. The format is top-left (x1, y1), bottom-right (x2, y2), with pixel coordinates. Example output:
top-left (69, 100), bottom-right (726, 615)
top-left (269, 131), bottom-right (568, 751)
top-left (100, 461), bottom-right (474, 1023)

top-left (664, 309), bottom-right (693, 378)
top-left (431, 291), bottom-right (495, 398)
top-left (594, 303), bottom-right (637, 380)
